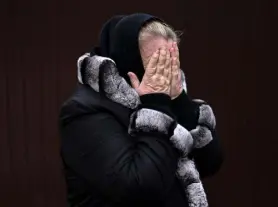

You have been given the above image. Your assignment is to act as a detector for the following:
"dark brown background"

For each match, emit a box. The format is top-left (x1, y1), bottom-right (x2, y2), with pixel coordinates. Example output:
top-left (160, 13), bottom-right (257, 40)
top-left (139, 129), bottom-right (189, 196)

top-left (1, 0), bottom-right (277, 206)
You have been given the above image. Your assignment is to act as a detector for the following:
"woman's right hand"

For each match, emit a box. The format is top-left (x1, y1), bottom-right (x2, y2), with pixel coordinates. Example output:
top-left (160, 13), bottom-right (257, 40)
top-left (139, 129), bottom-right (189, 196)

top-left (128, 47), bottom-right (172, 96)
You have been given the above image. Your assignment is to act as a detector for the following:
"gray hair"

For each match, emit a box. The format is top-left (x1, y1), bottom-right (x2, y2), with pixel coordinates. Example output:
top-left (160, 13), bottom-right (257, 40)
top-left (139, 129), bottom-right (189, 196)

top-left (139, 21), bottom-right (181, 47)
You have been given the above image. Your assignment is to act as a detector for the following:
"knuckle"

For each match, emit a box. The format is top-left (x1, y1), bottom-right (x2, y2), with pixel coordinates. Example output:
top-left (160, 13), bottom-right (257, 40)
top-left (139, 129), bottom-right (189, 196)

top-left (159, 76), bottom-right (165, 83)
top-left (153, 74), bottom-right (158, 79)
top-left (158, 59), bottom-right (165, 64)
top-left (160, 50), bottom-right (167, 56)
top-left (157, 65), bottom-right (164, 70)
top-left (153, 53), bottom-right (159, 58)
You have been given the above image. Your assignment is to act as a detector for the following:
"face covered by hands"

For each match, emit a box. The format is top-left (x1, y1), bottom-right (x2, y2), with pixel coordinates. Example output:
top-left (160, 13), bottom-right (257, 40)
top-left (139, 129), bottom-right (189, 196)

top-left (128, 47), bottom-right (172, 96)
top-left (128, 38), bottom-right (183, 99)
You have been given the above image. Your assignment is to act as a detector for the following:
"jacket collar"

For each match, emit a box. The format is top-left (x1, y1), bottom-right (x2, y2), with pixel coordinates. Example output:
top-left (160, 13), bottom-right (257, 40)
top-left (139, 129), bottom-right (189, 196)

top-left (77, 53), bottom-right (187, 109)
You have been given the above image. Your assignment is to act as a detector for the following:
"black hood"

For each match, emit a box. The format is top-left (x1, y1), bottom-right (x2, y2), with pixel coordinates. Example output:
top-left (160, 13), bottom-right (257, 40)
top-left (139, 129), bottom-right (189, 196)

top-left (91, 13), bottom-right (162, 83)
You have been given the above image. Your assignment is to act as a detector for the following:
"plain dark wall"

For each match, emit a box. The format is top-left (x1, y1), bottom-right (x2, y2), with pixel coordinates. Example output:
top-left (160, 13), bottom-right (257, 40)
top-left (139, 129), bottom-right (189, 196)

top-left (1, 0), bottom-right (277, 206)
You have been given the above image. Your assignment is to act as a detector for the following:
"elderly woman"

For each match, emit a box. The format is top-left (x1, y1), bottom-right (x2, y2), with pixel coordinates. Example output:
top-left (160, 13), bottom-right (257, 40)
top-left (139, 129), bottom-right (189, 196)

top-left (59, 13), bottom-right (222, 207)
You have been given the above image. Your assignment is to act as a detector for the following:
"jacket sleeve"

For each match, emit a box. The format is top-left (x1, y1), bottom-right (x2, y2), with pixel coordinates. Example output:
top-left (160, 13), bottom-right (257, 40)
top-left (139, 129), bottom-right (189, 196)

top-left (60, 94), bottom-right (179, 203)
top-left (171, 91), bottom-right (223, 178)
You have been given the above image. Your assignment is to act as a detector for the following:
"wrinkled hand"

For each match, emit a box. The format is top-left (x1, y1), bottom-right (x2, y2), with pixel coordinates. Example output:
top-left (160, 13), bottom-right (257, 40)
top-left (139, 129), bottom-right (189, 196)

top-left (170, 42), bottom-right (183, 99)
top-left (128, 47), bottom-right (172, 96)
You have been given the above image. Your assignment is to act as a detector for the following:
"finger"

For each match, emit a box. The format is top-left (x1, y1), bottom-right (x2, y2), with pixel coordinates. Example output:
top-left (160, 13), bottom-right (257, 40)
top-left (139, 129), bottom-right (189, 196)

top-left (146, 49), bottom-right (160, 72)
top-left (172, 57), bottom-right (179, 80)
top-left (168, 59), bottom-right (172, 83)
top-left (156, 48), bottom-right (167, 74)
top-left (170, 46), bottom-right (175, 59)
top-left (173, 42), bottom-right (179, 59)
top-left (177, 70), bottom-right (182, 91)
top-left (178, 69), bottom-right (182, 83)
top-left (172, 57), bottom-right (178, 70)
top-left (164, 50), bottom-right (171, 78)
top-left (173, 42), bottom-right (181, 69)
top-left (128, 72), bottom-right (140, 89)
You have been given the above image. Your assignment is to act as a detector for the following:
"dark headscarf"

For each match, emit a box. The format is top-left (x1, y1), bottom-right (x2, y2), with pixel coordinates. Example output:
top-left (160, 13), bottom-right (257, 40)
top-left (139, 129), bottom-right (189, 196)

top-left (91, 13), bottom-right (162, 83)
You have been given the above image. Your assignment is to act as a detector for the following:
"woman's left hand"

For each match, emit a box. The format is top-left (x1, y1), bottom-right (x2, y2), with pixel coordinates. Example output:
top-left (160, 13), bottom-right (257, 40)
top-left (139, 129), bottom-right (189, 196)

top-left (170, 42), bottom-right (183, 99)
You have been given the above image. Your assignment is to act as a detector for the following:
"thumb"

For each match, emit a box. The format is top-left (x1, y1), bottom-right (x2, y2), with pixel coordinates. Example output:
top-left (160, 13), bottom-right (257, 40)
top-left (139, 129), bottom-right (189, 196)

top-left (128, 72), bottom-right (140, 88)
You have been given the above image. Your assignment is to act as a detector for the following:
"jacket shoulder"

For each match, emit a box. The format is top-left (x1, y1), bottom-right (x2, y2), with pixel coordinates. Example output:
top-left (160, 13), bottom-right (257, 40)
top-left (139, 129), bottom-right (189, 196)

top-left (59, 84), bottom-right (131, 128)
top-left (59, 84), bottom-right (102, 126)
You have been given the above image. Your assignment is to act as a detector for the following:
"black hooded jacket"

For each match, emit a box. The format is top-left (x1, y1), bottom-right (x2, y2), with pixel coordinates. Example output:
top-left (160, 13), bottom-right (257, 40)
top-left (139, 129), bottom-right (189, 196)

top-left (59, 13), bottom-right (223, 207)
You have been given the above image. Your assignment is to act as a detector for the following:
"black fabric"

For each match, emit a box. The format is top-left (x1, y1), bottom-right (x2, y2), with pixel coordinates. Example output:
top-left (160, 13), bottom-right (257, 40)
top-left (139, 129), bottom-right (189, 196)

top-left (192, 130), bottom-right (223, 177)
top-left (171, 91), bottom-right (223, 177)
top-left (92, 13), bottom-right (162, 84)
top-left (140, 93), bottom-right (174, 117)
top-left (93, 15), bottom-right (125, 58)
top-left (59, 84), bottom-right (189, 207)
top-left (172, 90), bottom-right (198, 129)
